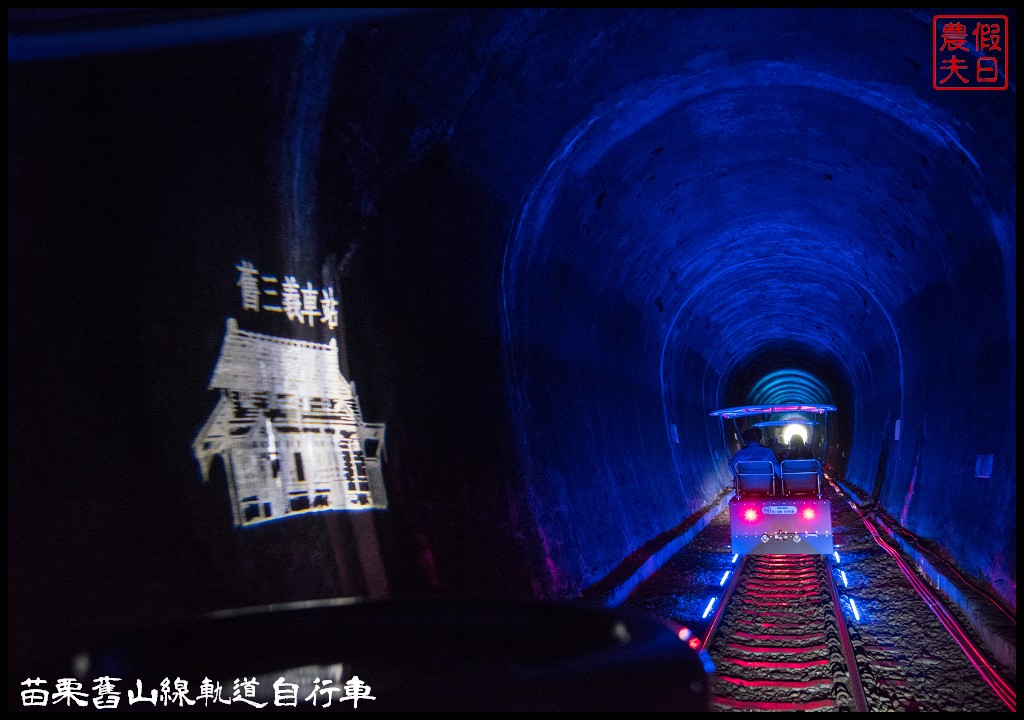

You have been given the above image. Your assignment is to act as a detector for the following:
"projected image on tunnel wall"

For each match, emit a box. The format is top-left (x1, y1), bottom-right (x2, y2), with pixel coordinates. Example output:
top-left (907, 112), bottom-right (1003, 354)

top-left (6, 9), bottom-right (1016, 709)
top-left (193, 262), bottom-right (387, 527)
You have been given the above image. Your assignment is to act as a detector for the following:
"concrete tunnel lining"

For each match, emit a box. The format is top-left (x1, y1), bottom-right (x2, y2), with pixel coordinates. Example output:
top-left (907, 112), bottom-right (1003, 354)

top-left (499, 15), bottom-right (1011, 606)
top-left (487, 9), bottom-right (1013, 606)
top-left (7, 7), bottom-right (1015, 675)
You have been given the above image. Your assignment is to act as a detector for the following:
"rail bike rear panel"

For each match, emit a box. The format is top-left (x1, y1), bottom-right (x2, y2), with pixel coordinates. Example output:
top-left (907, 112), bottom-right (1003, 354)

top-left (728, 496), bottom-right (833, 554)
top-left (711, 403), bottom-right (837, 556)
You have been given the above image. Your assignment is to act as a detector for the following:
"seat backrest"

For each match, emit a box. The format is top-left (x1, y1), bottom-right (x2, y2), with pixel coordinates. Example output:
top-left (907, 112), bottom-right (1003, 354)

top-left (735, 460), bottom-right (775, 496)
top-left (780, 459), bottom-right (821, 496)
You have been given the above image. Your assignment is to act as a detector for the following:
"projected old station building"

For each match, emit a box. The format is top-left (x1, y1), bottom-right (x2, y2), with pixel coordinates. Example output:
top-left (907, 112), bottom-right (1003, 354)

top-left (193, 318), bottom-right (386, 526)
top-left (8, 8), bottom-right (1016, 713)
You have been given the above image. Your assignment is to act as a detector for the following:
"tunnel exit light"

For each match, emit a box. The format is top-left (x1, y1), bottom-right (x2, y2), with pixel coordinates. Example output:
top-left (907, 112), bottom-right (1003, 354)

top-left (783, 423), bottom-right (808, 443)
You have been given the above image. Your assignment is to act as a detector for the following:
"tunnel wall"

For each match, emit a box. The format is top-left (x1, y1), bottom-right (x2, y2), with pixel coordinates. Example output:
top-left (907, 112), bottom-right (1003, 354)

top-left (884, 264), bottom-right (1016, 604)
top-left (437, 8), bottom-right (1015, 608)
top-left (7, 37), bottom-right (417, 669)
top-left (9, 7), bottom-right (1017, 672)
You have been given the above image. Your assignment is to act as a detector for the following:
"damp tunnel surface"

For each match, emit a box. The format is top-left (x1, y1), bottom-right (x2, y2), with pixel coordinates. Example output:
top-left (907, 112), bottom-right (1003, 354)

top-left (480, 7), bottom-right (1015, 606)
top-left (8, 7), bottom-right (1016, 694)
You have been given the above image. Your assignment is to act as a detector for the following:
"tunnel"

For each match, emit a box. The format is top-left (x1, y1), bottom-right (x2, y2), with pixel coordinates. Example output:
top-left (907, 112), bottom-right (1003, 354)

top-left (8, 7), bottom-right (1016, 694)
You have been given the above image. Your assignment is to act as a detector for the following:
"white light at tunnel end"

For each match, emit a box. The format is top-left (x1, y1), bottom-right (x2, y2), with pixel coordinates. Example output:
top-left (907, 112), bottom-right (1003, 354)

top-left (783, 424), bottom-right (808, 443)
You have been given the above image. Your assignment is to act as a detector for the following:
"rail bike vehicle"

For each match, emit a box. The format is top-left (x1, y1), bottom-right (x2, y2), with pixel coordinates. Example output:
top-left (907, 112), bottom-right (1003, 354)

top-left (709, 404), bottom-right (836, 555)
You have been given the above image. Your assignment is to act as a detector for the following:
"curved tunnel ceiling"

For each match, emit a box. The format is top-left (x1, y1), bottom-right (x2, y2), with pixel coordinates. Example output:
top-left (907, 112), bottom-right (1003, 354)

top-left (507, 67), bottom-right (995, 399)
top-left (7, 6), bottom-right (1014, 627)
top-left (498, 10), bottom-right (1009, 428)
top-left (748, 369), bottom-right (833, 407)
top-left (474, 9), bottom-right (1014, 598)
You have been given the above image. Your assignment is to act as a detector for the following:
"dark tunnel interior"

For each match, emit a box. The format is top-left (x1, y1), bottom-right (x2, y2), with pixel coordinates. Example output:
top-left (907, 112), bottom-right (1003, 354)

top-left (8, 7), bottom-right (1016, 683)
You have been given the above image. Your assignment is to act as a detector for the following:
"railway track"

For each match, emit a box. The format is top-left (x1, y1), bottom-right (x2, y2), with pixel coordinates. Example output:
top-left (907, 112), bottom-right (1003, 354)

top-left (703, 553), bottom-right (868, 712)
top-left (626, 478), bottom-right (1014, 712)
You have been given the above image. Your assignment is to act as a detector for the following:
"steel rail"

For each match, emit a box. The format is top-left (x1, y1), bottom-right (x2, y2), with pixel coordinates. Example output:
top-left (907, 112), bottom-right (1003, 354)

top-left (822, 553), bottom-right (869, 712)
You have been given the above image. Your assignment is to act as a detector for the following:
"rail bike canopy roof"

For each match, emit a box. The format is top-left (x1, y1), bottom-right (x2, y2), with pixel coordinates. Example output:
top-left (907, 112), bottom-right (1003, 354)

top-left (753, 420), bottom-right (818, 427)
top-left (709, 404), bottom-right (837, 420)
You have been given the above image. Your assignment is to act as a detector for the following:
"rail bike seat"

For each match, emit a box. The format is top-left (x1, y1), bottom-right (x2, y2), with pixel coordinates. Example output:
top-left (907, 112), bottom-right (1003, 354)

top-left (734, 461), bottom-right (776, 497)
top-left (780, 459), bottom-right (822, 497)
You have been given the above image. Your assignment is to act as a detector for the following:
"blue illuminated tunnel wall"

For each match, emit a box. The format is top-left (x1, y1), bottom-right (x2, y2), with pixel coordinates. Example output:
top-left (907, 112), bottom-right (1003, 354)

top-left (8, 7), bottom-right (1015, 671)
top-left (488, 8), bottom-right (1014, 606)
